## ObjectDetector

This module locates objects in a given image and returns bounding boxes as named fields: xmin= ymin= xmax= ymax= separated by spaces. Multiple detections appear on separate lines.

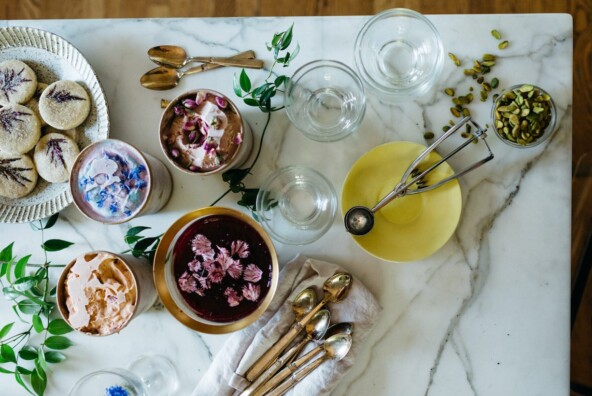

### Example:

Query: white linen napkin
xmin=192 ymin=254 xmax=382 ymax=396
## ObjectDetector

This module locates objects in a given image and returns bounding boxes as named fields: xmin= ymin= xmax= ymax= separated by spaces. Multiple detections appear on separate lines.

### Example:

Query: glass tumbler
xmin=285 ymin=60 xmax=366 ymax=142
xmin=256 ymin=166 xmax=337 ymax=245
xmin=354 ymin=8 xmax=444 ymax=102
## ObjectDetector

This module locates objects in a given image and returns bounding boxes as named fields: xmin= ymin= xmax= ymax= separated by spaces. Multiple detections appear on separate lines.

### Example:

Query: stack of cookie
xmin=0 ymin=59 xmax=90 ymax=199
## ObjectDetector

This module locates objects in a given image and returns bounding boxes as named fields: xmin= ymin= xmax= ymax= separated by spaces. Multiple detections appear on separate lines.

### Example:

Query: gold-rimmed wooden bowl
xmin=153 ymin=207 xmax=278 ymax=334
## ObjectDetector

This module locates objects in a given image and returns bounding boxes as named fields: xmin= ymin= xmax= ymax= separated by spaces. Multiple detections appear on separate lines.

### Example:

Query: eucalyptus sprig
xmin=210 ymin=24 xmax=299 ymax=214
xmin=0 ymin=213 xmax=74 ymax=396
xmin=123 ymin=226 xmax=162 ymax=263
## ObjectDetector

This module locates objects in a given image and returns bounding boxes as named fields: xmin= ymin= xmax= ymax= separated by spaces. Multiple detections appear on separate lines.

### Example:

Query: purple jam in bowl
xmin=172 ymin=214 xmax=273 ymax=323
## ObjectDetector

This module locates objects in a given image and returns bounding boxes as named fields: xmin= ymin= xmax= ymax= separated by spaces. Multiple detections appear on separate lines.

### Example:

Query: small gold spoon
xmin=148 ymin=45 xmax=264 ymax=69
xmin=140 ymin=50 xmax=256 ymax=90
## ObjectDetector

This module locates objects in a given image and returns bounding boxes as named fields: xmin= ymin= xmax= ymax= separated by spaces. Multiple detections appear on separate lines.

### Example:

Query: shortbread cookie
xmin=43 ymin=125 xmax=78 ymax=142
xmin=0 ymin=104 xmax=42 ymax=154
xmin=26 ymin=83 xmax=49 ymax=127
xmin=34 ymin=133 xmax=80 ymax=183
xmin=0 ymin=60 xmax=38 ymax=106
xmin=0 ymin=153 xmax=38 ymax=198
xmin=39 ymin=80 xmax=90 ymax=130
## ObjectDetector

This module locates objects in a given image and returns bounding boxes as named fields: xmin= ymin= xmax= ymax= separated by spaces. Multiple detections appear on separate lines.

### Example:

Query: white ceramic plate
xmin=0 ymin=26 xmax=109 ymax=223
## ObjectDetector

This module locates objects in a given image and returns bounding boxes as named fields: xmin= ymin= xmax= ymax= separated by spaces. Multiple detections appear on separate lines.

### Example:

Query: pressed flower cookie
xmin=0 ymin=104 xmax=42 ymax=154
xmin=0 ymin=153 xmax=38 ymax=198
xmin=26 ymin=83 xmax=49 ymax=127
xmin=43 ymin=125 xmax=78 ymax=142
xmin=0 ymin=60 xmax=38 ymax=106
xmin=34 ymin=133 xmax=80 ymax=183
xmin=39 ymin=80 xmax=90 ymax=130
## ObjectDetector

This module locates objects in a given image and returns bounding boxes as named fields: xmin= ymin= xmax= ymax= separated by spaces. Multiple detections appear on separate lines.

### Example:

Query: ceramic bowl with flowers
xmin=159 ymin=89 xmax=253 ymax=175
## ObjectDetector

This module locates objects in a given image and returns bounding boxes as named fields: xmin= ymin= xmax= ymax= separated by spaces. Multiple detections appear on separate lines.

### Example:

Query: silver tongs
xmin=344 ymin=116 xmax=494 ymax=235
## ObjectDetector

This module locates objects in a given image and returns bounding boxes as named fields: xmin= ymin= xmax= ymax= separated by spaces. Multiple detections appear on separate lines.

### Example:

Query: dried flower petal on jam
xmin=231 ymin=240 xmax=250 ymax=258
xmin=178 ymin=271 xmax=198 ymax=293
xmin=243 ymin=264 xmax=263 ymax=283
xmin=242 ymin=283 xmax=260 ymax=302
xmin=224 ymin=287 xmax=243 ymax=307
xmin=226 ymin=259 xmax=243 ymax=279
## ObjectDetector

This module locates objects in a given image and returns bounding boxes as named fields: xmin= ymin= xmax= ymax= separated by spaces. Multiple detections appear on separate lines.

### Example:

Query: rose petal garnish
xmin=215 ymin=95 xmax=228 ymax=109
xmin=188 ymin=131 xmax=197 ymax=142
xmin=170 ymin=148 xmax=180 ymax=158
xmin=174 ymin=105 xmax=185 ymax=116
xmin=234 ymin=134 xmax=243 ymax=145
xmin=195 ymin=91 xmax=207 ymax=105
xmin=183 ymin=98 xmax=198 ymax=109
xmin=189 ymin=165 xmax=199 ymax=172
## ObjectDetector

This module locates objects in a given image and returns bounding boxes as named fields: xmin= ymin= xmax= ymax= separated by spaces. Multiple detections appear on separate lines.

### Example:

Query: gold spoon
xmin=292 ymin=287 xmax=317 ymax=321
xmin=239 ymin=309 xmax=330 ymax=396
xmin=140 ymin=50 xmax=255 ymax=90
xmin=148 ymin=45 xmax=264 ymax=69
xmin=259 ymin=334 xmax=352 ymax=396
xmin=244 ymin=273 xmax=352 ymax=382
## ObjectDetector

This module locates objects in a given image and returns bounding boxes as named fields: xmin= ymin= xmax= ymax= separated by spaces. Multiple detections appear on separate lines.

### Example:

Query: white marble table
xmin=0 ymin=14 xmax=572 ymax=396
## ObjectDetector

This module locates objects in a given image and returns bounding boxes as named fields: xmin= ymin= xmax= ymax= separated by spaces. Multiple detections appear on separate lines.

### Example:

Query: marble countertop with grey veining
xmin=0 ymin=14 xmax=572 ymax=396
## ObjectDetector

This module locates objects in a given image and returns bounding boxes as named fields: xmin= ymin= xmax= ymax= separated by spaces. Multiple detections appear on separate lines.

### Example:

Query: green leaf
xmin=133 ymin=237 xmax=158 ymax=255
xmin=18 ymin=346 xmax=38 ymax=361
xmin=15 ymin=372 xmax=36 ymax=395
xmin=49 ymin=287 xmax=57 ymax=297
xmin=1 ymin=344 xmax=16 ymax=363
xmin=286 ymin=43 xmax=300 ymax=65
xmin=17 ymin=300 xmax=39 ymax=315
xmin=37 ymin=348 xmax=47 ymax=371
xmin=31 ymin=369 xmax=46 ymax=396
xmin=14 ymin=255 xmax=31 ymax=280
xmin=252 ymin=83 xmax=273 ymax=97
xmin=34 ymin=358 xmax=46 ymax=380
xmin=274 ymin=75 xmax=288 ymax=87
xmin=44 ymin=351 xmax=66 ymax=364
xmin=0 ymin=322 xmax=14 ymax=339
xmin=279 ymin=24 xmax=294 ymax=50
xmin=32 ymin=314 xmax=43 ymax=333
xmin=16 ymin=366 xmax=32 ymax=375
xmin=0 ymin=242 xmax=14 ymax=263
xmin=0 ymin=366 xmax=13 ymax=374
xmin=13 ymin=276 xmax=38 ymax=292
xmin=42 ymin=213 xmax=59 ymax=230
xmin=126 ymin=226 xmax=150 ymax=237
xmin=44 ymin=336 xmax=73 ymax=350
xmin=41 ymin=239 xmax=73 ymax=252
xmin=243 ymin=98 xmax=259 ymax=107
xmin=233 ymin=73 xmax=243 ymax=97
xmin=222 ymin=168 xmax=250 ymax=185
xmin=259 ymin=87 xmax=276 ymax=106
xmin=271 ymin=32 xmax=283 ymax=48
xmin=239 ymin=69 xmax=251 ymax=92
xmin=47 ymin=319 xmax=72 ymax=335
xmin=124 ymin=235 xmax=142 ymax=245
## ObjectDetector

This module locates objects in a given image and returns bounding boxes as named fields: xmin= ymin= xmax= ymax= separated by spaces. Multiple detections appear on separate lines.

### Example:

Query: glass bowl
xmin=256 ymin=166 xmax=337 ymax=245
xmin=354 ymin=8 xmax=444 ymax=102
xmin=153 ymin=207 xmax=278 ymax=334
xmin=285 ymin=60 xmax=366 ymax=142
xmin=491 ymin=84 xmax=557 ymax=148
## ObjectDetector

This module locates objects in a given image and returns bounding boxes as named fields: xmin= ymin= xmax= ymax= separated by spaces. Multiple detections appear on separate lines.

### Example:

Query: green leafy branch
xmin=122 ymin=226 xmax=162 ymax=264
xmin=211 ymin=24 xmax=299 ymax=214
xmin=0 ymin=213 xmax=74 ymax=396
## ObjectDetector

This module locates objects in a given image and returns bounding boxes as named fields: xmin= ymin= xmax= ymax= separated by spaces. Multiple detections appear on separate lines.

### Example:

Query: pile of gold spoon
xmin=140 ymin=45 xmax=264 ymax=90
xmin=240 ymin=273 xmax=355 ymax=396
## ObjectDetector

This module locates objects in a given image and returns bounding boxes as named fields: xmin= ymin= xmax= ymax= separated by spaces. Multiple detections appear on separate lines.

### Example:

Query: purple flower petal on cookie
xmin=231 ymin=240 xmax=249 ymax=258
xmin=243 ymin=264 xmax=263 ymax=283
xmin=242 ymin=283 xmax=260 ymax=302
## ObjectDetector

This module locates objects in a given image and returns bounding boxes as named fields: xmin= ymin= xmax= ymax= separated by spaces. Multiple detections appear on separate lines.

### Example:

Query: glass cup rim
xmin=69 ymin=368 xmax=146 ymax=396
xmin=285 ymin=59 xmax=366 ymax=142
xmin=353 ymin=8 xmax=444 ymax=99
xmin=255 ymin=165 xmax=337 ymax=245
xmin=491 ymin=83 xmax=557 ymax=148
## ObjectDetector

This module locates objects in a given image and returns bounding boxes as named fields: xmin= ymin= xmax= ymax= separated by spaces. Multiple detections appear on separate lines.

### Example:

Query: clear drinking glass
xmin=69 ymin=355 xmax=178 ymax=396
xmin=354 ymin=8 xmax=444 ymax=102
xmin=285 ymin=60 xmax=366 ymax=142
xmin=256 ymin=166 xmax=337 ymax=245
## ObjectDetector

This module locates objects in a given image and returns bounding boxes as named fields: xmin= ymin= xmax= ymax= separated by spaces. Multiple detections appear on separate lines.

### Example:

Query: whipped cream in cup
xmin=159 ymin=89 xmax=253 ymax=175
xmin=70 ymin=139 xmax=172 ymax=224
xmin=57 ymin=251 xmax=157 ymax=336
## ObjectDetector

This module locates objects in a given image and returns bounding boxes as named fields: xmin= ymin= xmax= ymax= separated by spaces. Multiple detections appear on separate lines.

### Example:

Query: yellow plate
xmin=341 ymin=141 xmax=462 ymax=262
